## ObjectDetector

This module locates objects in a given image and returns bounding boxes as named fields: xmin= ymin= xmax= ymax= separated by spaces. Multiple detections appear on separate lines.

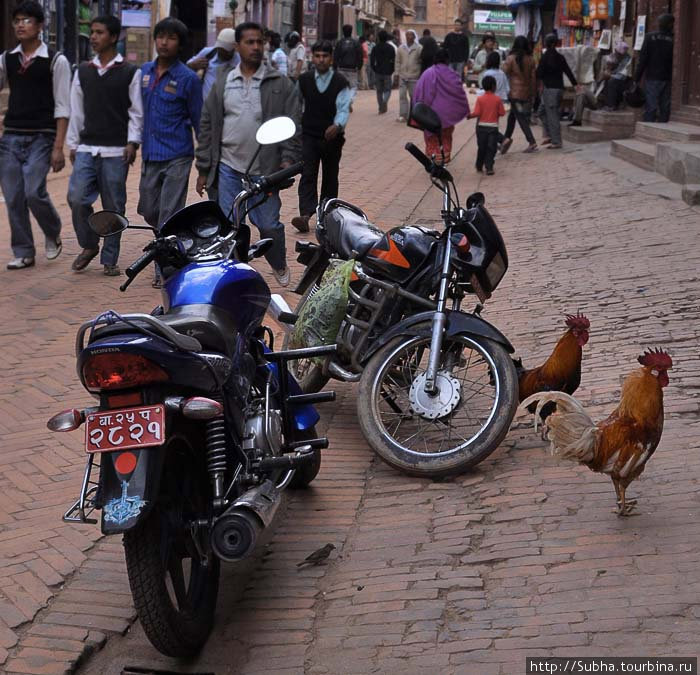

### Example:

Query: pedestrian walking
xmin=413 ymin=48 xmax=469 ymax=164
xmin=634 ymin=13 xmax=674 ymax=123
xmin=0 ymin=0 xmax=70 ymax=271
xmin=67 ymin=14 xmax=142 ymax=276
xmin=195 ymin=22 xmax=301 ymax=287
xmin=469 ymin=75 xmax=505 ymax=175
xmin=269 ymin=33 xmax=287 ymax=76
xmin=419 ymin=29 xmax=438 ymax=73
xmin=443 ymin=19 xmax=469 ymax=82
xmin=291 ymin=40 xmax=351 ymax=234
xmin=186 ymin=28 xmax=240 ymax=102
xmin=333 ymin=25 xmax=362 ymax=95
xmin=500 ymin=36 xmax=538 ymax=154
xmin=78 ymin=0 xmax=92 ymax=62
xmin=472 ymin=32 xmax=496 ymax=86
xmin=396 ymin=30 xmax=422 ymax=123
xmin=366 ymin=32 xmax=376 ymax=90
xmin=370 ymin=30 xmax=395 ymax=114
xmin=536 ymin=34 xmax=577 ymax=150
xmin=482 ymin=51 xmax=508 ymax=101
xmin=286 ymin=32 xmax=306 ymax=82
xmin=138 ymin=17 xmax=202 ymax=286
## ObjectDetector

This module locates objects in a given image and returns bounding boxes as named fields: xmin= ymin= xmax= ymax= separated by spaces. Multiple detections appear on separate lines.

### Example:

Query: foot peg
xmin=257 ymin=447 xmax=319 ymax=472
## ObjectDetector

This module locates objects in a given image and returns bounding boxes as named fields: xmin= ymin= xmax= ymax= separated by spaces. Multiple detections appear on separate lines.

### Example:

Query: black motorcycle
xmin=282 ymin=104 xmax=518 ymax=478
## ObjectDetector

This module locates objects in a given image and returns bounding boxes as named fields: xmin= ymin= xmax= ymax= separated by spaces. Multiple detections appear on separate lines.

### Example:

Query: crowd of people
xmin=0 ymin=0 xmax=677 ymax=278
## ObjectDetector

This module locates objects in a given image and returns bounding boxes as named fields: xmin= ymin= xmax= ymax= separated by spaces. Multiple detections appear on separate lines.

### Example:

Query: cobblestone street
xmin=1 ymin=89 xmax=699 ymax=675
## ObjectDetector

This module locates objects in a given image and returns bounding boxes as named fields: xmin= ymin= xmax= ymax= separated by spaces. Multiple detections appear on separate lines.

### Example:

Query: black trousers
xmin=504 ymin=99 xmax=536 ymax=145
xmin=298 ymin=133 xmax=345 ymax=216
xmin=475 ymin=126 xmax=499 ymax=171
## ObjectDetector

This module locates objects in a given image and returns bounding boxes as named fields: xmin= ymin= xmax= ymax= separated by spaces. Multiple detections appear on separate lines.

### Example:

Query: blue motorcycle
xmin=47 ymin=118 xmax=334 ymax=657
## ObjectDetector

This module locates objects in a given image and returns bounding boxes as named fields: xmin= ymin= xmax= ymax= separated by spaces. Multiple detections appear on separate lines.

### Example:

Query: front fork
xmin=424 ymin=230 xmax=453 ymax=395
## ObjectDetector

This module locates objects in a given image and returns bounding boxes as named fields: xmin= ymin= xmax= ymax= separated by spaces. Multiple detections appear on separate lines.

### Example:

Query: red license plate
xmin=85 ymin=405 xmax=165 ymax=454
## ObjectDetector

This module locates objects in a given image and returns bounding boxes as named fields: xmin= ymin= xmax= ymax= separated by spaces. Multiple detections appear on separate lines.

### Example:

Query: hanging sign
xmin=620 ymin=0 xmax=627 ymax=23
xmin=474 ymin=9 xmax=516 ymax=34
xmin=634 ymin=15 xmax=646 ymax=50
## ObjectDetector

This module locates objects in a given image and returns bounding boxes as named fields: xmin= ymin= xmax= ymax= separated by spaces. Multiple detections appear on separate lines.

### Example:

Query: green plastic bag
xmin=290 ymin=259 xmax=354 ymax=359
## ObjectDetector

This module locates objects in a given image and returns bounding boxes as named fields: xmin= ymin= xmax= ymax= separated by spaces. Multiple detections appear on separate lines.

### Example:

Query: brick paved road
xmin=1 ymin=90 xmax=699 ymax=675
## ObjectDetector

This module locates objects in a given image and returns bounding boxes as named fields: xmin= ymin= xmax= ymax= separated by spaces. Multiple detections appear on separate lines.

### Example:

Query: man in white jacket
xmin=395 ymin=29 xmax=422 ymax=123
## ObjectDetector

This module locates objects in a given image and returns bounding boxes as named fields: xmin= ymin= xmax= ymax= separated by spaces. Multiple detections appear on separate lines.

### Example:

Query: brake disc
xmin=409 ymin=370 xmax=462 ymax=420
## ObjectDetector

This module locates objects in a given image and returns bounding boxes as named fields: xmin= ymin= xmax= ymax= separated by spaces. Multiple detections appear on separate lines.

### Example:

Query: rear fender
xmin=97 ymin=443 xmax=166 ymax=535
xmin=361 ymin=310 xmax=514 ymax=364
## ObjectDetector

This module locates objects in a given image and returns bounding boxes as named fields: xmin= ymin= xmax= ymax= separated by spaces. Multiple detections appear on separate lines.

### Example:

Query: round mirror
xmin=88 ymin=211 xmax=129 ymax=237
xmin=255 ymin=116 xmax=296 ymax=146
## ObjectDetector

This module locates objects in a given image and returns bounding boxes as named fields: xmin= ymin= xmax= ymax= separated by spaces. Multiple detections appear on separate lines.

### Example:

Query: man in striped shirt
xmin=137 ymin=18 xmax=202 ymax=285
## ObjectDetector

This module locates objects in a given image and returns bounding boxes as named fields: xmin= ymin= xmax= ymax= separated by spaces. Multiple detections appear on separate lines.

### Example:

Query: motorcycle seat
xmin=90 ymin=306 xmax=237 ymax=357
xmin=321 ymin=206 xmax=384 ymax=260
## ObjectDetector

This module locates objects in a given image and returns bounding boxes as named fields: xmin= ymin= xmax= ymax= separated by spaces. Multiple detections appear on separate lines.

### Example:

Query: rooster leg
xmin=615 ymin=482 xmax=638 ymax=516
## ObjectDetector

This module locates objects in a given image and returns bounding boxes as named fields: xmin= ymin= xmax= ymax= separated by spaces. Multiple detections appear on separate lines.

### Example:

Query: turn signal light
xmin=82 ymin=353 xmax=168 ymax=392
xmin=47 ymin=409 xmax=83 ymax=432
xmin=181 ymin=397 xmax=224 ymax=419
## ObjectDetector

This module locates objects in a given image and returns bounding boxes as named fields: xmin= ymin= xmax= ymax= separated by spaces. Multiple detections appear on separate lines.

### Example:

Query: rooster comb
xmin=565 ymin=312 xmax=590 ymax=330
xmin=638 ymin=348 xmax=673 ymax=370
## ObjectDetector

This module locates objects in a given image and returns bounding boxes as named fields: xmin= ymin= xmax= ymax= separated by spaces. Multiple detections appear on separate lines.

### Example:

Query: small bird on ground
xmin=297 ymin=543 xmax=336 ymax=567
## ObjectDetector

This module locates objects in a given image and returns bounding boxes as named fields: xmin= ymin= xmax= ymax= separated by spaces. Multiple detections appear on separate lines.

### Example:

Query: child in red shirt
xmin=468 ymin=75 xmax=506 ymax=175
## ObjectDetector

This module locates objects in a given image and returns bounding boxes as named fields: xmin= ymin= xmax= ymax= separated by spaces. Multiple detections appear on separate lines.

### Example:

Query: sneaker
xmin=45 ymin=236 xmax=62 ymax=260
xmin=272 ymin=266 xmax=291 ymax=287
xmin=7 ymin=256 xmax=35 ymax=270
xmin=291 ymin=215 xmax=311 ymax=233
xmin=523 ymin=144 xmax=539 ymax=153
xmin=500 ymin=138 xmax=513 ymax=155
xmin=396 ymin=116 xmax=406 ymax=123
xmin=103 ymin=264 xmax=121 ymax=276
xmin=486 ymin=169 xmax=495 ymax=176
xmin=72 ymin=248 xmax=99 ymax=271
xmin=547 ymin=143 xmax=563 ymax=149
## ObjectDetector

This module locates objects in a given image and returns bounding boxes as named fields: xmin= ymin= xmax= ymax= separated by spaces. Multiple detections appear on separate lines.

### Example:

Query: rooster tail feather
xmin=518 ymin=392 xmax=598 ymax=463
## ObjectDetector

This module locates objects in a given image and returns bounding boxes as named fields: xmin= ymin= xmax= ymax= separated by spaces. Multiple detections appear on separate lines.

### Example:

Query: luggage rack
xmin=63 ymin=452 xmax=101 ymax=524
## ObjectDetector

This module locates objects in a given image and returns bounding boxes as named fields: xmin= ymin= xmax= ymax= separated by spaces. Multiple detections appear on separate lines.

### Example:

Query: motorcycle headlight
xmin=485 ymin=252 xmax=507 ymax=290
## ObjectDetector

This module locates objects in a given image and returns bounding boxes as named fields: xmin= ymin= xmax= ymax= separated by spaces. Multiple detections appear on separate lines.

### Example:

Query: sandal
xmin=523 ymin=144 xmax=539 ymax=153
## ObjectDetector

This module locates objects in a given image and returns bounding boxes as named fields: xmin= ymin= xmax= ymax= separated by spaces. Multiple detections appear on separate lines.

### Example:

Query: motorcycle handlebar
xmin=404 ymin=142 xmax=453 ymax=183
xmin=259 ymin=162 xmax=304 ymax=192
xmin=120 ymin=248 xmax=156 ymax=291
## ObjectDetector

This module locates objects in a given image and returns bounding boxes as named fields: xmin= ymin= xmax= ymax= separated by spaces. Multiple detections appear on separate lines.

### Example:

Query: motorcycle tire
xmin=288 ymin=426 xmax=322 ymax=489
xmin=357 ymin=331 xmax=518 ymax=478
xmin=282 ymin=283 xmax=330 ymax=394
xmin=123 ymin=435 xmax=219 ymax=657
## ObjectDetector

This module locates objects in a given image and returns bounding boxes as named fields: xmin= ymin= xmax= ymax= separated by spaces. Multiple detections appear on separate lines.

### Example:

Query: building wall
xmin=402 ymin=0 xmax=465 ymax=41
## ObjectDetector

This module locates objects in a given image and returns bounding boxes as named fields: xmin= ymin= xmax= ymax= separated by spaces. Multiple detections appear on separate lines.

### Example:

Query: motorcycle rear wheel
xmin=357 ymin=331 xmax=518 ymax=478
xmin=282 ymin=284 xmax=330 ymax=394
xmin=123 ymin=435 xmax=219 ymax=657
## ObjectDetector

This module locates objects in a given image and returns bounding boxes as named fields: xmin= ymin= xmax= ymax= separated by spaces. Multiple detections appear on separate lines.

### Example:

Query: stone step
xmin=636 ymin=121 xmax=700 ymax=144
xmin=562 ymin=124 xmax=605 ymax=143
xmin=584 ymin=108 xmax=636 ymax=130
xmin=610 ymin=138 xmax=656 ymax=171
xmin=655 ymin=142 xmax=700 ymax=184
xmin=672 ymin=105 xmax=700 ymax=127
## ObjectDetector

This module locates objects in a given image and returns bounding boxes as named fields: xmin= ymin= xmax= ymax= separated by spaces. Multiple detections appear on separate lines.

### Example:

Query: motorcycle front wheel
xmin=123 ymin=435 xmax=219 ymax=657
xmin=357 ymin=331 xmax=518 ymax=478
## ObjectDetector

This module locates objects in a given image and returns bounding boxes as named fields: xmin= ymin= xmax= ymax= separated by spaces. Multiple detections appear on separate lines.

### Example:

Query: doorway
xmin=170 ymin=0 xmax=207 ymax=59
xmin=685 ymin=0 xmax=700 ymax=107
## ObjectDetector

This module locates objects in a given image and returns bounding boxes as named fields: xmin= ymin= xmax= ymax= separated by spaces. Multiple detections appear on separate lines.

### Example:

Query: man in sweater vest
xmin=0 ymin=0 xmax=71 ymax=270
xmin=67 ymin=14 xmax=143 ymax=276
xmin=291 ymin=40 xmax=351 ymax=234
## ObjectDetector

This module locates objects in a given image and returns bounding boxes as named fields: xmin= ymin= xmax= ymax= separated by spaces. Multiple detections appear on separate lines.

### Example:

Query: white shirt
xmin=271 ymin=47 xmax=288 ymax=76
xmin=67 ymin=53 xmax=143 ymax=157
xmin=289 ymin=43 xmax=306 ymax=76
xmin=0 ymin=41 xmax=71 ymax=120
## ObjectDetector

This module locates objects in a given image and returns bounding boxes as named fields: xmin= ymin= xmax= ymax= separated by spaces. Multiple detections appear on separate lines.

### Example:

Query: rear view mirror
xmin=256 ymin=117 xmax=296 ymax=146
xmin=466 ymin=192 xmax=486 ymax=208
xmin=88 ymin=211 xmax=129 ymax=237
xmin=410 ymin=103 xmax=442 ymax=136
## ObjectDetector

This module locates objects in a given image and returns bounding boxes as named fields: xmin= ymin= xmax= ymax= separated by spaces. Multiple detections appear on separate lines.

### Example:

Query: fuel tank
xmin=362 ymin=225 xmax=439 ymax=283
xmin=164 ymin=260 xmax=271 ymax=332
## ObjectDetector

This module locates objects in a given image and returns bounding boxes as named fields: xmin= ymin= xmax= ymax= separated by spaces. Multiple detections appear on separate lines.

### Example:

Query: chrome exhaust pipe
xmin=210 ymin=480 xmax=281 ymax=562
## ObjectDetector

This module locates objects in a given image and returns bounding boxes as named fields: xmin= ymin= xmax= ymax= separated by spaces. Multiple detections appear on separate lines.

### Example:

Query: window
xmin=414 ymin=0 xmax=427 ymax=22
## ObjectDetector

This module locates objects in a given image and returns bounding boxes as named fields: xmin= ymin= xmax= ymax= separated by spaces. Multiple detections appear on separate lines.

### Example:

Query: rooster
xmin=520 ymin=349 xmax=672 ymax=516
xmin=517 ymin=313 xmax=590 ymax=421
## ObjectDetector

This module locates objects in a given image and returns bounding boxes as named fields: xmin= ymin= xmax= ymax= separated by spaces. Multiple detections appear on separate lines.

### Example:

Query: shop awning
xmin=358 ymin=10 xmax=386 ymax=24
xmin=387 ymin=0 xmax=416 ymax=17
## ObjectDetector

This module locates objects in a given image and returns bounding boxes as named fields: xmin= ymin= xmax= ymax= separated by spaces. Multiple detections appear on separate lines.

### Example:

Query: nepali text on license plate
xmin=85 ymin=405 xmax=165 ymax=454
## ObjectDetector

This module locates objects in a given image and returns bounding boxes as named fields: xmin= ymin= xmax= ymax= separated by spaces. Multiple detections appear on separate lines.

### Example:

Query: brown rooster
xmin=520 ymin=348 xmax=672 ymax=516
xmin=517 ymin=313 xmax=590 ymax=421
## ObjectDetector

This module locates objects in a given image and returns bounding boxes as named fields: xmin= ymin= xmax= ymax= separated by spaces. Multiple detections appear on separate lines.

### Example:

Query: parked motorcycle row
xmin=47 ymin=107 xmax=518 ymax=656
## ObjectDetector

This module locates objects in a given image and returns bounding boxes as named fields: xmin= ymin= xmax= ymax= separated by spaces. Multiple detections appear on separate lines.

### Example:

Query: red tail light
xmin=82 ymin=353 xmax=168 ymax=392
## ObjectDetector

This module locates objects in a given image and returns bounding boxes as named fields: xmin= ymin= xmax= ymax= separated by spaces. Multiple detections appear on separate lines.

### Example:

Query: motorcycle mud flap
xmin=98 ymin=446 xmax=166 ymax=534
xmin=290 ymin=259 xmax=354 ymax=363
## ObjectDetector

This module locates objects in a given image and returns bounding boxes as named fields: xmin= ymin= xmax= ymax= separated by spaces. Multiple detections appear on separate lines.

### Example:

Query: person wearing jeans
xmin=468 ymin=76 xmax=505 ymax=175
xmin=370 ymin=30 xmax=395 ymax=114
xmin=0 ymin=0 xmax=71 ymax=270
xmin=396 ymin=30 xmax=422 ymax=123
xmin=535 ymin=34 xmax=577 ymax=149
xmin=67 ymin=14 xmax=142 ymax=276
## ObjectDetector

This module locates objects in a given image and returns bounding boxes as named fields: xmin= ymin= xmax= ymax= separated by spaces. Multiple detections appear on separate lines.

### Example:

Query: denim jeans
xmin=0 ymin=133 xmax=62 ymax=258
xmin=643 ymin=79 xmax=671 ymax=123
xmin=137 ymin=156 xmax=192 ymax=230
xmin=375 ymin=74 xmax=392 ymax=112
xmin=538 ymin=87 xmax=563 ymax=146
xmin=505 ymin=99 xmax=536 ymax=145
xmin=68 ymin=152 xmax=129 ymax=266
xmin=399 ymin=78 xmax=417 ymax=119
xmin=217 ymin=162 xmax=286 ymax=271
